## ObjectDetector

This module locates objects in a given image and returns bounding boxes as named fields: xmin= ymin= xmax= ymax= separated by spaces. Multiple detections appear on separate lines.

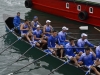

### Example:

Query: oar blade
xmin=79 ymin=26 xmax=88 ymax=30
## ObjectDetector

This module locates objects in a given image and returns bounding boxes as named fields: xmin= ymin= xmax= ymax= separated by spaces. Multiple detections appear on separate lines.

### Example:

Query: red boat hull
xmin=25 ymin=0 xmax=100 ymax=27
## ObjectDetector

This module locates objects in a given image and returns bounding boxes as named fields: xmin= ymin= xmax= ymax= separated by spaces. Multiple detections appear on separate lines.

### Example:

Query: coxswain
xmin=13 ymin=12 xmax=20 ymax=33
xmin=78 ymin=47 xmax=100 ymax=75
xmin=48 ymin=30 xmax=64 ymax=58
xmin=33 ymin=25 xmax=47 ymax=49
xmin=43 ymin=20 xmax=53 ymax=39
xmin=31 ymin=16 xmax=41 ymax=31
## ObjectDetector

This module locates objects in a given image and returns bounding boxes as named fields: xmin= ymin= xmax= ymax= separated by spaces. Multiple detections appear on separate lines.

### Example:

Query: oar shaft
xmin=0 ymin=39 xmax=19 ymax=54
xmin=13 ymin=54 xmax=48 ymax=74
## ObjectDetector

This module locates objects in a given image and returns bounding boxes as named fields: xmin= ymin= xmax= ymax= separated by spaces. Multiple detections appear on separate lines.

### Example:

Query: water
xmin=0 ymin=0 xmax=100 ymax=75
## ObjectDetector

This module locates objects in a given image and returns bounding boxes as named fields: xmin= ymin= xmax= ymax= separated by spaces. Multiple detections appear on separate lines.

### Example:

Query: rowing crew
xmin=13 ymin=12 xmax=100 ymax=75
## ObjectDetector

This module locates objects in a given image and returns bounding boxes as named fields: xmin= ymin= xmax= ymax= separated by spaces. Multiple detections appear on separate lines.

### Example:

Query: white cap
xmin=62 ymin=26 xmax=68 ymax=30
xmin=81 ymin=33 xmax=87 ymax=37
xmin=37 ymin=25 xmax=40 ymax=28
xmin=46 ymin=20 xmax=51 ymax=23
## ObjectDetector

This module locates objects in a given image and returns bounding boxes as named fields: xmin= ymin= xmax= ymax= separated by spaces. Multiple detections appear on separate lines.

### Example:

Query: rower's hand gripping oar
xmin=47 ymin=60 xmax=70 ymax=75
xmin=0 ymin=46 xmax=33 ymax=73
xmin=0 ymin=26 xmax=19 ymax=38
xmin=0 ymin=37 xmax=22 ymax=55
xmin=7 ymin=53 xmax=49 ymax=75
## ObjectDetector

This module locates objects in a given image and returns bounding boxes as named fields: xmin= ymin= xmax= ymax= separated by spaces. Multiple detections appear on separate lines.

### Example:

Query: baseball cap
xmin=81 ymin=33 xmax=87 ymax=37
xmin=46 ymin=20 xmax=51 ymax=23
xmin=33 ymin=16 xmax=38 ymax=19
xmin=37 ymin=25 xmax=40 ymax=28
xmin=62 ymin=26 xmax=68 ymax=30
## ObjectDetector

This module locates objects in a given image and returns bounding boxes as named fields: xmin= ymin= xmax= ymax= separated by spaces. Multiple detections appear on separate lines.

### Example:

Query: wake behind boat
xmin=2 ymin=14 xmax=100 ymax=75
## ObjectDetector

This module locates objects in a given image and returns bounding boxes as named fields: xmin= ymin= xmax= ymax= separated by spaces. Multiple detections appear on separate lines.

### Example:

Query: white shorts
xmin=21 ymin=31 xmax=27 ymax=36
xmin=66 ymin=55 xmax=73 ymax=60
xmin=32 ymin=41 xmax=37 ymax=46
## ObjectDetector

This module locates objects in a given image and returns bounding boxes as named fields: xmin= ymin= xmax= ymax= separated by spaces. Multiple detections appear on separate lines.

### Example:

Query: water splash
xmin=3 ymin=0 xmax=24 ymax=6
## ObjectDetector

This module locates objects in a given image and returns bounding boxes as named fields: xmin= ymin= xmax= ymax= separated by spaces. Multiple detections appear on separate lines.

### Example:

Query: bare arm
xmin=43 ymin=25 xmax=50 ymax=34
xmin=20 ymin=24 xmax=29 ymax=30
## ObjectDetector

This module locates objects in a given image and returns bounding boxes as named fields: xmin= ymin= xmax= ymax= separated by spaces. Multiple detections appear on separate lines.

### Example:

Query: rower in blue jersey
xmin=43 ymin=20 xmax=53 ymax=39
xmin=65 ymin=38 xmax=80 ymax=67
xmin=47 ymin=30 xmax=64 ymax=58
xmin=33 ymin=25 xmax=47 ymax=49
xmin=31 ymin=16 xmax=41 ymax=31
xmin=58 ymin=26 xmax=69 ymax=46
xmin=77 ymin=33 xmax=96 ymax=54
xmin=78 ymin=47 xmax=100 ymax=75
xmin=13 ymin=12 xmax=20 ymax=33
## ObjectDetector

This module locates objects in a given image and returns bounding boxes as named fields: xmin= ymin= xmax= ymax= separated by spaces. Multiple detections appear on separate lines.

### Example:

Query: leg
xmin=35 ymin=42 xmax=40 ymax=47
xmin=41 ymin=39 xmax=47 ymax=48
xmin=90 ymin=66 xmax=100 ymax=75
xmin=49 ymin=48 xmax=57 ymax=56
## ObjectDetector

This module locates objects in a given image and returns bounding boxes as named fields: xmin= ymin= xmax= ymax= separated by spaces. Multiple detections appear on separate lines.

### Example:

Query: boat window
xmin=66 ymin=3 xmax=69 ymax=9
xmin=89 ymin=7 xmax=93 ymax=13
xmin=77 ymin=5 xmax=81 ymax=11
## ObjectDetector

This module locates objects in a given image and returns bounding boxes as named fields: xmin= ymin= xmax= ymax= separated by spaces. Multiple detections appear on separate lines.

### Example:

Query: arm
xmin=58 ymin=34 xmax=65 ymax=43
xmin=85 ymin=39 xmax=94 ymax=47
xmin=43 ymin=25 xmax=50 ymax=34
xmin=13 ymin=17 xmax=19 ymax=27
xmin=78 ymin=55 xmax=83 ymax=65
xmin=31 ymin=21 xmax=34 ymax=28
xmin=77 ymin=40 xmax=82 ymax=47
xmin=96 ymin=47 xmax=100 ymax=58
xmin=33 ymin=32 xmax=41 ymax=40
xmin=20 ymin=24 xmax=29 ymax=30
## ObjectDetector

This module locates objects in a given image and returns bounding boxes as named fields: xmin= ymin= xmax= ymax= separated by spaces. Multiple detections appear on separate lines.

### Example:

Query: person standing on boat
xmin=13 ymin=12 xmax=20 ymax=33
xmin=47 ymin=30 xmax=64 ymax=58
xmin=77 ymin=33 xmax=95 ymax=55
xmin=43 ymin=20 xmax=53 ymax=39
xmin=31 ymin=16 xmax=41 ymax=31
xmin=33 ymin=25 xmax=47 ymax=49
xmin=58 ymin=26 xmax=69 ymax=46
xmin=65 ymin=38 xmax=80 ymax=67
xmin=78 ymin=47 xmax=100 ymax=75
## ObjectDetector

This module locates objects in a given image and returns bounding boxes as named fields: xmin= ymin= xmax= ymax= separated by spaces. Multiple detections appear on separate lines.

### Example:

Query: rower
xmin=65 ymin=38 xmax=80 ymax=67
xmin=31 ymin=16 xmax=41 ymax=31
xmin=77 ymin=33 xmax=96 ymax=55
xmin=58 ymin=26 xmax=69 ymax=46
xmin=13 ymin=12 xmax=21 ymax=33
xmin=78 ymin=47 xmax=100 ymax=75
xmin=43 ymin=20 xmax=53 ymax=39
xmin=33 ymin=25 xmax=47 ymax=49
xmin=20 ymin=20 xmax=30 ymax=41
xmin=47 ymin=30 xmax=64 ymax=58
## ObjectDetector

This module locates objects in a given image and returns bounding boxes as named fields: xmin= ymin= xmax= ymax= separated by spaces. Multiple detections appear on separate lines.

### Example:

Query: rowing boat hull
xmin=3 ymin=14 xmax=88 ymax=75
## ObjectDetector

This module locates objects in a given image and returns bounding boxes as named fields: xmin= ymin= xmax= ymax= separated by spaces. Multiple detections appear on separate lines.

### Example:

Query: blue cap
xmin=33 ymin=16 xmax=38 ymax=19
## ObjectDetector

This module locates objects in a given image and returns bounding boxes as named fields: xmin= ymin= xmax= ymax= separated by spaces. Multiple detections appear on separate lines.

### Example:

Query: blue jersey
xmin=58 ymin=31 xmax=67 ymax=45
xmin=47 ymin=35 xmax=59 ymax=48
xmin=32 ymin=21 xmax=38 ymax=31
xmin=21 ymin=23 xmax=28 ymax=33
xmin=77 ymin=38 xmax=94 ymax=52
xmin=33 ymin=30 xmax=42 ymax=41
xmin=45 ymin=25 xmax=52 ymax=36
xmin=78 ymin=52 xmax=96 ymax=66
xmin=96 ymin=46 xmax=100 ymax=59
xmin=13 ymin=16 xmax=20 ymax=28
xmin=65 ymin=43 xmax=78 ymax=56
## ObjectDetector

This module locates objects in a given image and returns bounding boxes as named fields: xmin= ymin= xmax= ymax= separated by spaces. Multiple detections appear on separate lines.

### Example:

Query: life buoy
xmin=78 ymin=11 xmax=88 ymax=20
xmin=25 ymin=0 xmax=32 ymax=8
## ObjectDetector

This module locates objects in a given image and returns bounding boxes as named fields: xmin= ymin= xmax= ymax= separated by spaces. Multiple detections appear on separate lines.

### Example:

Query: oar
xmin=47 ymin=60 xmax=70 ymax=75
xmin=0 ymin=37 xmax=22 ymax=55
xmin=0 ymin=26 xmax=19 ymax=38
xmin=94 ymin=27 xmax=100 ymax=32
xmin=7 ymin=53 xmax=49 ymax=75
xmin=85 ymin=68 xmax=91 ymax=75
xmin=0 ymin=46 xmax=33 ymax=73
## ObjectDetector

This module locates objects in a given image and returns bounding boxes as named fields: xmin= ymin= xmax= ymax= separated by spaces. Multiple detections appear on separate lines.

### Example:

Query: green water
xmin=0 ymin=0 xmax=100 ymax=75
